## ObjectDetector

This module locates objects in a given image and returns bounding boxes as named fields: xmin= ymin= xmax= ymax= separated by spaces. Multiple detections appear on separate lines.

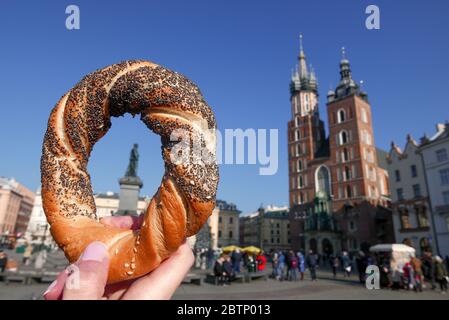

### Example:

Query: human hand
xmin=43 ymin=215 xmax=194 ymax=300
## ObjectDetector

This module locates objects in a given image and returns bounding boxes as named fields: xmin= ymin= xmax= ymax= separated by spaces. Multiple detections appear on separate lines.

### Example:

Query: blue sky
xmin=0 ymin=0 xmax=448 ymax=213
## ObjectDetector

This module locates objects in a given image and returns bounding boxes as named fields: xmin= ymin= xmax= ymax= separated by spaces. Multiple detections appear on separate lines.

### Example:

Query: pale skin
xmin=43 ymin=215 xmax=194 ymax=300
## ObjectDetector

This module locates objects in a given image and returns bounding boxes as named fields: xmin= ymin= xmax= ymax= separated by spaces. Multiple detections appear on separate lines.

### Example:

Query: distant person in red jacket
xmin=256 ymin=252 xmax=267 ymax=271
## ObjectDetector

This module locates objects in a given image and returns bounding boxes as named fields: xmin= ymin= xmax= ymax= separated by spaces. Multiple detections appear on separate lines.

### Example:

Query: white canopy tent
xmin=370 ymin=244 xmax=416 ymax=271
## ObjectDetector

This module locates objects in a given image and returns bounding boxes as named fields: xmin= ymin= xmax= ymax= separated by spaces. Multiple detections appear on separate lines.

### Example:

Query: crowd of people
xmin=194 ymin=246 xmax=449 ymax=294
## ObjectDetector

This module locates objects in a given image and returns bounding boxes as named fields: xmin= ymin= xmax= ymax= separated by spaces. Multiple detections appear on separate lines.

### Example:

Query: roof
xmin=369 ymin=244 xmax=415 ymax=253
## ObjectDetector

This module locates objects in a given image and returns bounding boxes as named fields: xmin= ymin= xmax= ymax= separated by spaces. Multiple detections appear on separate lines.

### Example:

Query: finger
xmin=122 ymin=242 xmax=194 ymax=300
xmin=62 ymin=241 xmax=110 ymax=300
xmin=100 ymin=215 xmax=143 ymax=230
xmin=43 ymin=269 xmax=69 ymax=300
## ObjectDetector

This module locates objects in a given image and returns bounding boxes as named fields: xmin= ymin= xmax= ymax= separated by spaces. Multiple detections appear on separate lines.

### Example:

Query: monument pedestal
xmin=115 ymin=176 xmax=143 ymax=216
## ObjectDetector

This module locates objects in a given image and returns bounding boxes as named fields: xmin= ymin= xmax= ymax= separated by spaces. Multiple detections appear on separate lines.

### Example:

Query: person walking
xmin=297 ymin=251 xmax=305 ymax=281
xmin=331 ymin=255 xmax=339 ymax=279
xmin=231 ymin=249 xmax=242 ymax=273
xmin=0 ymin=250 xmax=7 ymax=273
xmin=410 ymin=256 xmax=423 ymax=292
xmin=435 ymin=256 xmax=448 ymax=294
xmin=341 ymin=251 xmax=352 ymax=278
xmin=271 ymin=250 xmax=279 ymax=279
xmin=277 ymin=251 xmax=286 ymax=281
xmin=287 ymin=251 xmax=298 ymax=281
xmin=422 ymin=251 xmax=436 ymax=290
xmin=306 ymin=250 xmax=318 ymax=281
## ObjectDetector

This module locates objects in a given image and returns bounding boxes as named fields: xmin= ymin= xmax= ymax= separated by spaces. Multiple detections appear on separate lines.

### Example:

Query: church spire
xmin=298 ymin=34 xmax=309 ymax=80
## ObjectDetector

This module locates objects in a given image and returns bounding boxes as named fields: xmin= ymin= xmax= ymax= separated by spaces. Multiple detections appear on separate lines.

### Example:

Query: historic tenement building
xmin=388 ymin=135 xmax=435 ymax=255
xmin=419 ymin=123 xmax=449 ymax=257
xmin=208 ymin=200 xmax=241 ymax=249
xmin=288 ymin=37 xmax=394 ymax=255
xmin=239 ymin=205 xmax=291 ymax=252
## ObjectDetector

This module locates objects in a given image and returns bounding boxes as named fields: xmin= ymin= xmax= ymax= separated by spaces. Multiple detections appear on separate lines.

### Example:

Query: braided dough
xmin=41 ymin=60 xmax=219 ymax=284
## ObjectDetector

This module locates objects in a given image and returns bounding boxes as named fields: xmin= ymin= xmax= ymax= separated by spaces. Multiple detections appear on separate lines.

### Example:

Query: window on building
xmin=443 ymin=191 xmax=449 ymax=205
xmin=276 ymin=223 xmax=280 ymax=228
xmin=229 ymin=217 xmax=233 ymax=224
xmin=296 ymin=144 xmax=301 ymax=156
xmin=411 ymin=165 xmax=418 ymax=178
xmin=219 ymin=216 xmax=222 ymax=223
xmin=298 ymin=175 xmax=305 ymax=188
xmin=399 ymin=208 xmax=411 ymax=229
xmin=337 ymin=109 xmax=346 ymax=123
xmin=229 ymin=231 xmax=233 ymax=238
xmin=277 ymin=238 xmax=280 ymax=244
xmin=446 ymin=217 xmax=449 ymax=232
xmin=344 ymin=166 xmax=351 ymax=181
xmin=218 ymin=230 xmax=222 ymax=238
xmin=349 ymin=220 xmax=356 ymax=231
xmin=295 ymin=117 xmax=300 ymax=127
xmin=397 ymin=188 xmax=404 ymax=201
xmin=342 ymin=148 xmax=349 ymax=162
xmin=277 ymin=230 xmax=280 ymax=235
xmin=271 ymin=230 xmax=274 ymax=235
xmin=361 ymin=108 xmax=368 ymax=123
xmin=415 ymin=206 xmax=429 ymax=228
xmin=297 ymin=160 xmax=303 ymax=172
xmin=339 ymin=130 xmax=349 ymax=145
xmin=436 ymin=149 xmax=448 ymax=162
xmin=295 ymin=130 xmax=300 ymax=141
xmin=395 ymin=170 xmax=401 ymax=182
xmin=440 ymin=169 xmax=449 ymax=185
xmin=271 ymin=238 xmax=274 ymax=243
xmin=346 ymin=185 xmax=352 ymax=198
xmin=413 ymin=184 xmax=421 ymax=198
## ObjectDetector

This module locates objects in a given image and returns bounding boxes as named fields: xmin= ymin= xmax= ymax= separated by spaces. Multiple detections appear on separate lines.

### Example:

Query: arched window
xmin=315 ymin=165 xmax=331 ymax=195
xmin=337 ymin=109 xmax=346 ymax=123
xmin=297 ymin=159 xmax=303 ymax=172
xmin=295 ymin=117 xmax=300 ymax=127
xmin=296 ymin=144 xmax=301 ymax=156
xmin=295 ymin=130 xmax=300 ymax=141
xmin=298 ymin=175 xmax=304 ymax=188
xmin=344 ymin=166 xmax=351 ymax=181
xmin=305 ymin=94 xmax=310 ymax=111
xmin=339 ymin=130 xmax=349 ymax=145
xmin=346 ymin=185 xmax=352 ymax=198
xmin=342 ymin=148 xmax=349 ymax=162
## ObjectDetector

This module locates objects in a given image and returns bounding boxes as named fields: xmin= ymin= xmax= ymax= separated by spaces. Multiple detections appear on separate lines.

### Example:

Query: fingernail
xmin=80 ymin=241 xmax=108 ymax=262
xmin=43 ymin=280 xmax=57 ymax=296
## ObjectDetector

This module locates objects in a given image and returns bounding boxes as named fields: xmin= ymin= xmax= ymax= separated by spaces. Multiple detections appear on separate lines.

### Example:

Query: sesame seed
xmin=133 ymin=248 xmax=137 ymax=253
xmin=131 ymin=263 xmax=136 ymax=270
xmin=127 ymin=271 xmax=134 ymax=275
xmin=124 ymin=263 xmax=129 ymax=268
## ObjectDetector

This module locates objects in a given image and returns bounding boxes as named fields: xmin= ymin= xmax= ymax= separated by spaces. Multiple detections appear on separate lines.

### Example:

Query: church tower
xmin=326 ymin=48 xmax=386 ymax=207
xmin=288 ymin=35 xmax=325 ymax=208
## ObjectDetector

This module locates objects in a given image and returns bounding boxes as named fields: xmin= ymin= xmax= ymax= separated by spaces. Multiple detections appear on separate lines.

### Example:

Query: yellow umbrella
xmin=242 ymin=246 xmax=262 ymax=254
xmin=222 ymin=245 xmax=242 ymax=253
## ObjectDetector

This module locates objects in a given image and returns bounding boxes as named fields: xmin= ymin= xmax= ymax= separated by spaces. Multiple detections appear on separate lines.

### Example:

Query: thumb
xmin=63 ymin=241 xmax=110 ymax=300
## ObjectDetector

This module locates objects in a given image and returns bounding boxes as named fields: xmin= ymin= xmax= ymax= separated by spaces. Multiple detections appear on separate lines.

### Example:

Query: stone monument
xmin=115 ymin=144 xmax=143 ymax=216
